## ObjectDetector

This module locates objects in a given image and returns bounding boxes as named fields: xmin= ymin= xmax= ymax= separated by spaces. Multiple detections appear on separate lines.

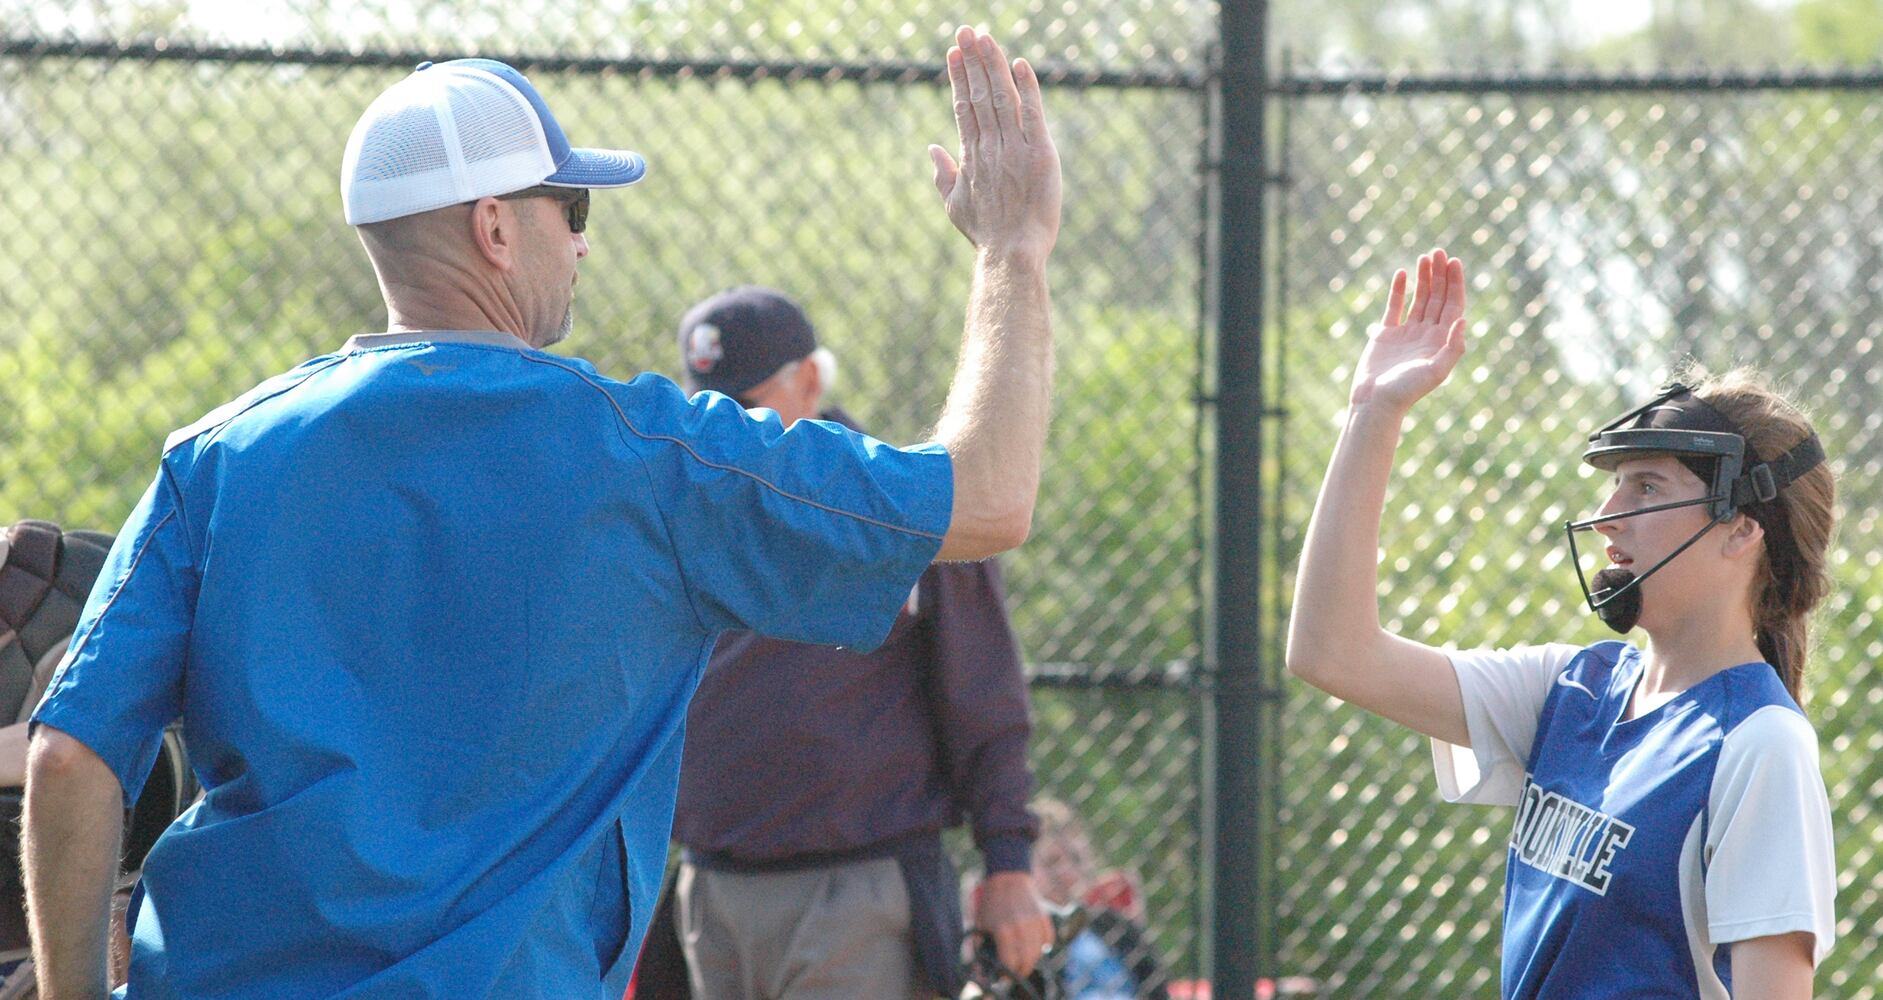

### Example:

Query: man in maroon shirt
xmin=662 ymin=286 xmax=1051 ymax=999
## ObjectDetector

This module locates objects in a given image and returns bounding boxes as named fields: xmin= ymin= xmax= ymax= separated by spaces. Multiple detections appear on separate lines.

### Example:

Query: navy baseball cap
xmin=678 ymin=287 xmax=818 ymax=396
xmin=342 ymin=58 xmax=646 ymax=225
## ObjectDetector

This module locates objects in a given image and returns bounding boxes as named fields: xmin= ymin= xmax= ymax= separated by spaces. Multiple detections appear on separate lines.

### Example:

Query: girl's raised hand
xmin=1350 ymin=248 xmax=1468 ymax=412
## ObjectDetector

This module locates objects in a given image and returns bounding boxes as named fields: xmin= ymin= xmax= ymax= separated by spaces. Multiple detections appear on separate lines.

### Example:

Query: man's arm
xmin=926 ymin=560 xmax=1053 ymax=974
xmin=23 ymin=472 xmax=199 ymax=998
xmin=24 ymin=725 xmax=125 ymax=1000
xmin=927 ymin=26 xmax=1062 ymax=561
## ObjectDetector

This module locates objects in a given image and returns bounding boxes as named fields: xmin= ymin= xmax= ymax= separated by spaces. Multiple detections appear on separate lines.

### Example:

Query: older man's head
xmin=678 ymin=287 xmax=838 ymax=427
xmin=340 ymin=59 xmax=644 ymax=347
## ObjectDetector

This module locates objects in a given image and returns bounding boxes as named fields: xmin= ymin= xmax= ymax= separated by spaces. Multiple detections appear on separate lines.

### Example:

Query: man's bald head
xmin=357 ymin=205 xmax=482 ymax=283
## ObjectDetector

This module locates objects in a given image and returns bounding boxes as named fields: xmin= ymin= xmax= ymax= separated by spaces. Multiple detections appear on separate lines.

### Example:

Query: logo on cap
xmin=686 ymin=323 xmax=724 ymax=373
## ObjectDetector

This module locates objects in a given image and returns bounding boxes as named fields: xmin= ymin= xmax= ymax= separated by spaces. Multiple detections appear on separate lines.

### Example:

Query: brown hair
xmin=1680 ymin=364 xmax=1838 ymax=703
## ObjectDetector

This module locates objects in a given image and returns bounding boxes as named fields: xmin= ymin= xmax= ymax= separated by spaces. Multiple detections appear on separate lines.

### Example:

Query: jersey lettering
xmin=1511 ymin=777 xmax=1636 ymax=895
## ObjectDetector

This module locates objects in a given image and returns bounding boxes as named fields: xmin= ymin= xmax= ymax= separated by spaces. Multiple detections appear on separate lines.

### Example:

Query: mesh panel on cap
xmin=343 ymin=68 xmax=557 ymax=223
xmin=449 ymin=75 xmax=544 ymax=166
xmin=350 ymin=100 xmax=449 ymax=184
xmin=445 ymin=69 xmax=556 ymax=202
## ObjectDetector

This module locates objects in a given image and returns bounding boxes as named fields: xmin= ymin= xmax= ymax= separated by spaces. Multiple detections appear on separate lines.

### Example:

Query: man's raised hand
xmin=929 ymin=26 xmax=1062 ymax=267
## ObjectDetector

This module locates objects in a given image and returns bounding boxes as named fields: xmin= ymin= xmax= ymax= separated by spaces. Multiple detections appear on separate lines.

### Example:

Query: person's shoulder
xmin=1702 ymin=666 xmax=1821 ymax=795
xmin=1713 ymin=663 xmax=1810 ymax=735
xmin=506 ymin=348 xmax=617 ymax=382
xmin=1718 ymin=695 xmax=1816 ymax=757
xmin=613 ymin=369 xmax=703 ymax=408
xmin=817 ymin=406 xmax=865 ymax=433
xmin=493 ymin=350 xmax=659 ymax=397
xmin=161 ymin=353 xmax=350 ymax=459
xmin=529 ymin=363 xmax=718 ymax=417
xmin=1575 ymin=638 xmax=1636 ymax=669
xmin=1710 ymin=701 xmax=1823 ymax=815
xmin=1452 ymin=641 xmax=1587 ymax=677
xmin=615 ymin=374 xmax=778 ymax=443
xmin=1563 ymin=638 xmax=1635 ymax=688
xmin=500 ymin=359 xmax=738 ymax=437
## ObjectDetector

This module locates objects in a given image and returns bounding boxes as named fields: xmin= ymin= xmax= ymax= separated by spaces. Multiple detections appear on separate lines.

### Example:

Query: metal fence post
xmin=1212 ymin=0 xmax=1272 ymax=997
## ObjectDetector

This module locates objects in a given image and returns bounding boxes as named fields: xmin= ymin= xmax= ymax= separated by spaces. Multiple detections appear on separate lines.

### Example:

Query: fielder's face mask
xmin=1563 ymin=383 xmax=1824 ymax=634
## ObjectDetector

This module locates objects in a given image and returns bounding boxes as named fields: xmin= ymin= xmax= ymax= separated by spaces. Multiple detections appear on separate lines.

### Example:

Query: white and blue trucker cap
xmin=341 ymin=58 xmax=646 ymax=225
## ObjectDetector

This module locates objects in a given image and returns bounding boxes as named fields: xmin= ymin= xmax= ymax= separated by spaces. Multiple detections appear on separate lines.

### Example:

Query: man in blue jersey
xmin=24 ymin=25 xmax=1061 ymax=1000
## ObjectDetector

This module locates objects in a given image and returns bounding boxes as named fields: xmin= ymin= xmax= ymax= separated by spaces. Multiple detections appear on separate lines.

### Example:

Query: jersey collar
xmin=342 ymin=330 xmax=532 ymax=353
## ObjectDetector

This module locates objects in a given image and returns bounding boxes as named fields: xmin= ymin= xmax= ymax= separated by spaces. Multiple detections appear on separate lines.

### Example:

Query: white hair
xmin=807 ymin=346 xmax=838 ymax=394
xmin=766 ymin=346 xmax=839 ymax=396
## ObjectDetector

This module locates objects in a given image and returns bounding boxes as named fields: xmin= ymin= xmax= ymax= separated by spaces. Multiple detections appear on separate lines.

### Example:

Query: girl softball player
xmin=1287 ymin=249 xmax=1837 ymax=999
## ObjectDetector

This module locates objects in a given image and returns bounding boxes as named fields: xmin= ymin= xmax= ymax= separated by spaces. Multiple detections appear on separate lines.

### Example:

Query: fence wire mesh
xmin=4 ymin=3 xmax=1881 ymax=997
xmin=1273 ymin=88 xmax=1883 ymax=997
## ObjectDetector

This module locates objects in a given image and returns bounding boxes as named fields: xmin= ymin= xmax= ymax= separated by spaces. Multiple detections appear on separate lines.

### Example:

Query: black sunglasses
xmin=494 ymin=185 xmax=590 ymax=234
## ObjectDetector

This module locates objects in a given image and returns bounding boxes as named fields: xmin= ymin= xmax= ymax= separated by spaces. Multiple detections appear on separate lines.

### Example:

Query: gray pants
xmin=676 ymin=858 xmax=929 ymax=1000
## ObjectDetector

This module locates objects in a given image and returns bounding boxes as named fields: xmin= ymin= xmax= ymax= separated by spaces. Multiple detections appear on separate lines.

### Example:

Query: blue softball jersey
xmin=32 ymin=330 xmax=953 ymax=999
xmin=1434 ymin=640 xmax=1836 ymax=999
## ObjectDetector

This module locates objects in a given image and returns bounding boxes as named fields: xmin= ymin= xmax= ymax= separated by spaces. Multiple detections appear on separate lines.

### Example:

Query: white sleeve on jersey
xmin=1703 ymin=704 xmax=1838 ymax=963
xmin=1430 ymin=643 xmax=1583 ymax=806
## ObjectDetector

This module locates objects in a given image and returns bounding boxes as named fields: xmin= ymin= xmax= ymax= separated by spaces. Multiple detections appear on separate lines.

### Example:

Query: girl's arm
xmin=1730 ymin=932 xmax=1814 ymax=1000
xmin=1285 ymin=249 xmax=1475 ymax=746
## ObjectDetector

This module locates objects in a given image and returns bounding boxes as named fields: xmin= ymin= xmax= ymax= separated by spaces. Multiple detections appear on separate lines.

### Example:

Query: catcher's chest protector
xmin=0 ymin=520 xmax=113 ymax=723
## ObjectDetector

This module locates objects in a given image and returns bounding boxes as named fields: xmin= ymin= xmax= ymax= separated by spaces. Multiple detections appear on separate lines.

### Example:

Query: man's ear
xmin=467 ymin=198 xmax=517 ymax=272
xmin=798 ymin=351 xmax=823 ymax=403
xmin=1722 ymin=512 xmax=1766 ymax=560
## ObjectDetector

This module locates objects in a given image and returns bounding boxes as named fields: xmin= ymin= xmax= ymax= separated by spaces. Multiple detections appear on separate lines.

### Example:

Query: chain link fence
xmin=3 ymin=2 xmax=1880 ymax=996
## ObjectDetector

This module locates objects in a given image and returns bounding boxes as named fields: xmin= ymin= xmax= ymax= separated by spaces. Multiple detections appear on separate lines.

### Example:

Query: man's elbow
xmin=25 ymin=727 xmax=112 ymax=790
xmin=939 ymin=508 xmax=1033 ymax=561
xmin=987 ymin=507 xmax=1033 ymax=553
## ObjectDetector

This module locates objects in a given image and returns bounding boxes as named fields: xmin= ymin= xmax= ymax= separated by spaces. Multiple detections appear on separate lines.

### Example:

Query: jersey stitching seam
xmin=517 ymin=354 xmax=946 ymax=541
xmin=158 ymin=463 xmax=200 ymax=568
xmin=1708 ymin=911 xmax=1818 ymax=930
xmin=171 ymin=355 xmax=350 ymax=456
xmin=616 ymin=422 xmax=714 ymax=635
xmin=42 ymin=510 xmax=177 ymax=696
xmin=511 ymin=354 xmax=716 ymax=634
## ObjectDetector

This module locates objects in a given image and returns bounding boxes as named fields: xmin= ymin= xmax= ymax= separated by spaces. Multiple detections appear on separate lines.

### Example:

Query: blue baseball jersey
xmin=32 ymin=330 xmax=952 ymax=999
xmin=1434 ymin=640 xmax=1836 ymax=999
